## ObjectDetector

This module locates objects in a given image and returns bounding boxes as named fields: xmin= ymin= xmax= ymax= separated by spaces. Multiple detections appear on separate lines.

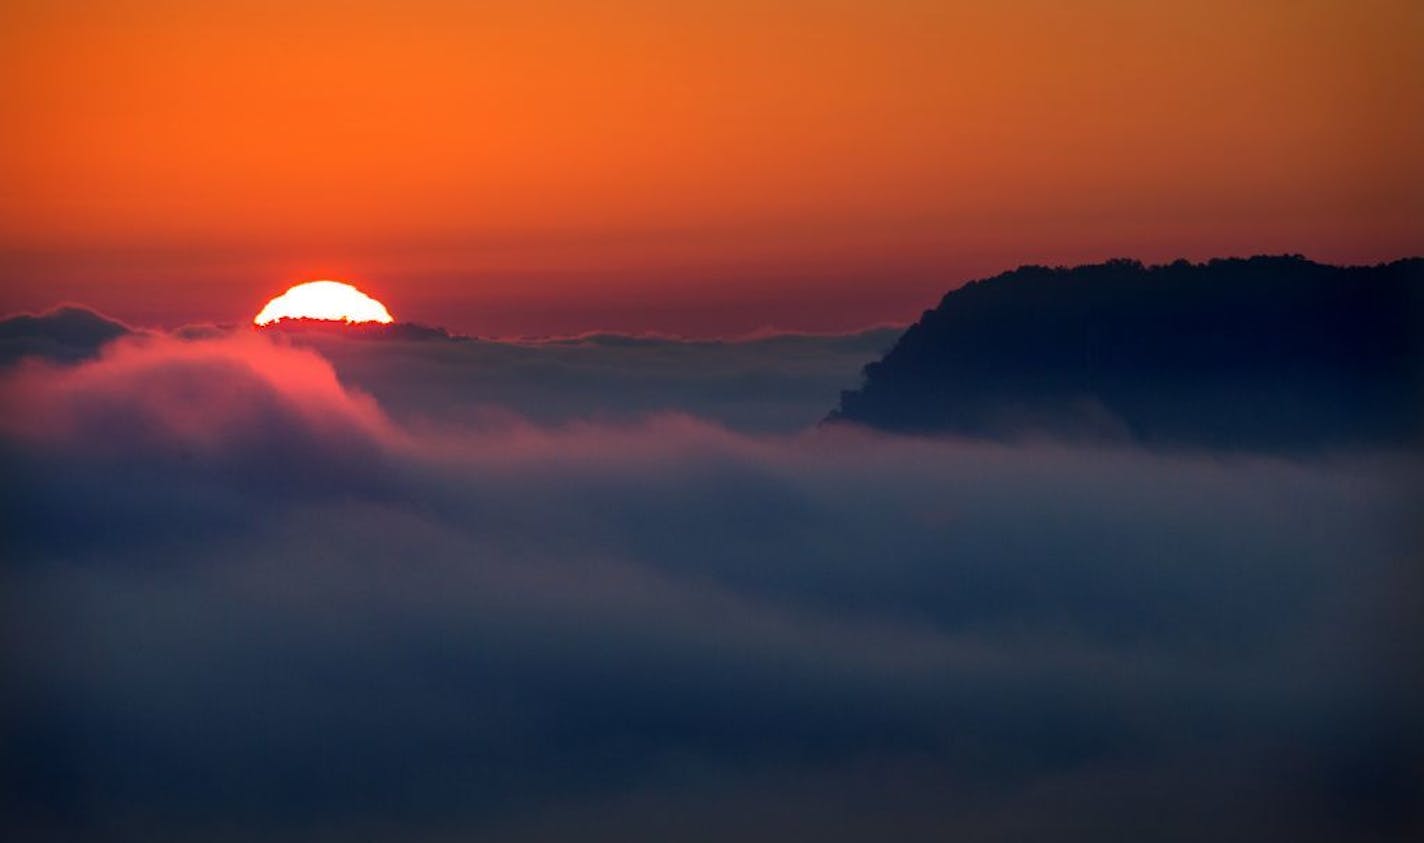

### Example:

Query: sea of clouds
xmin=2 ymin=308 xmax=1420 ymax=841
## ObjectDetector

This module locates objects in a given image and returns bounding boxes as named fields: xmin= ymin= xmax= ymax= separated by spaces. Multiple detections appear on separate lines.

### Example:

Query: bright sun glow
xmin=254 ymin=280 xmax=394 ymax=325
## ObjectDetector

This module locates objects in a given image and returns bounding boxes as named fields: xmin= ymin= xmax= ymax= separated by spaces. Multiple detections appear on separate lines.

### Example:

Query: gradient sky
xmin=1 ymin=0 xmax=1420 ymax=335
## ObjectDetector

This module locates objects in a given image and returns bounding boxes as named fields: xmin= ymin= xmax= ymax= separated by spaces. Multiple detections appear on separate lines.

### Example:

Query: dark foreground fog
xmin=3 ymin=319 xmax=1421 ymax=841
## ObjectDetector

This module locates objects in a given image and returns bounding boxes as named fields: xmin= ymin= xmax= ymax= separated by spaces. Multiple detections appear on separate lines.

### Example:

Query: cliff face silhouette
xmin=829 ymin=256 xmax=1423 ymax=450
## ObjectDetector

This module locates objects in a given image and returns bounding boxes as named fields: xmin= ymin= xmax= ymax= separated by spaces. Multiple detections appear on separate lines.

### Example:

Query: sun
xmin=254 ymin=280 xmax=394 ymax=325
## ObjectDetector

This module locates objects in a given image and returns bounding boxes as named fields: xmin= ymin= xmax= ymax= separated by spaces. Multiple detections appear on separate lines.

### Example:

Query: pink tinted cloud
xmin=1 ymin=332 xmax=400 ymax=458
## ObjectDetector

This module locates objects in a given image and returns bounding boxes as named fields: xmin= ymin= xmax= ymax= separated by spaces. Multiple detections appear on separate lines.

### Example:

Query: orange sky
xmin=1 ymin=0 xmax=1420 ymax=334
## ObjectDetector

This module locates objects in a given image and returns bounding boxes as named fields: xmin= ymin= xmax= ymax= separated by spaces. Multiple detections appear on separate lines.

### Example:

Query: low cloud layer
xmin=3 ymin=329 xmax=1421 ymax=841
xmin=292 ymin=324 xmax=902 ymax=433
xmin=0 ymin=307 xmax=901 ymax=433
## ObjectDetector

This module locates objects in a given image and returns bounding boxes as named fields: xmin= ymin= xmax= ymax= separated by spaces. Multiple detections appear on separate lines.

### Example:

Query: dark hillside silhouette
xmin=0 ymin=306 xmax=133 ymax=365
xmin=828 ymin=256 xmax=1423 ymax=450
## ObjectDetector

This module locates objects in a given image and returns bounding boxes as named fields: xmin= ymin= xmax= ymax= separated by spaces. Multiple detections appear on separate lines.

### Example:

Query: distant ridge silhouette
xmin=255 ymin=317 xmax=461 ymax=341
xmin=828 ymin=256 xmax=1423 ymax=450
xmin=0 ymin=305 xmax=133 ymax=365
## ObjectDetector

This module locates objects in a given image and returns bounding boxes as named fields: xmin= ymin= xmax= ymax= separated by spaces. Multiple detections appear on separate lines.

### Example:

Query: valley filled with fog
xmin=3 ymin=311 xmax=1419 ymax=841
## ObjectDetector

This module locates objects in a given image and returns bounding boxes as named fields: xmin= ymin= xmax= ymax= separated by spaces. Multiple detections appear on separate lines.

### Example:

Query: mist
xmin=3 ymin=328 xmax=1420 ymax=841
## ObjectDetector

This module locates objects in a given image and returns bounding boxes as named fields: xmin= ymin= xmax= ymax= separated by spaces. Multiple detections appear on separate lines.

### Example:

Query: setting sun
xmin=254 ymin=280 xmax=394 ymax=325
